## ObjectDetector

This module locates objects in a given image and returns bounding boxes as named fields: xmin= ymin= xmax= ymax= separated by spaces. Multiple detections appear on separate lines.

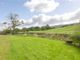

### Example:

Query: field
xmin=30 ymin=24 xmax=79 ymax=34
xmin=0 ymin=35 xmax=80 ymax=60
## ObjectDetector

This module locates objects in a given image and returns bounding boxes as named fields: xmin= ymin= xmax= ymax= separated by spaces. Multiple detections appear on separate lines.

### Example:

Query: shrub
xmin=66 ymin=41 xmax=73 ymax=45
xmin=71 ymin=35 xmax=80 ymax=47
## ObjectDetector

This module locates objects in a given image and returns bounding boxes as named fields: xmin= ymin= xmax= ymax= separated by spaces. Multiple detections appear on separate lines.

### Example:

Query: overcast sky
xmin=0 ymin=0 xmax=80 ymax=29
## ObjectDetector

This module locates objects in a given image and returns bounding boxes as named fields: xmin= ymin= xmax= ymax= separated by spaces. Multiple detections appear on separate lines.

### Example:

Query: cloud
xmin=67 ymin=0 xmax=73 ymax=2
xmin=1 ymin=8 xmax=80 ymax=30
xmin=64 ymin=0 xmax=79 ymax=2
xmin=24 ymin=0 xmax=59 ymax=13
xmin=0 ymin=24 xmax=5 ymax=31
xmin=22 ymin=8 xmax=80 ymax=27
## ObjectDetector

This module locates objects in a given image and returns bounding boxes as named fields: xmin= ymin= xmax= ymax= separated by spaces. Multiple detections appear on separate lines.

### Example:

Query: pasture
xmin=30 ymin=24 xmax=79 ymax=34
xmin=0 ymin=35 xmax=80 ymax=60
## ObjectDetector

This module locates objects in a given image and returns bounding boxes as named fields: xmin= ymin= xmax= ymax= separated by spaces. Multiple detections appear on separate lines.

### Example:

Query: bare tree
xmin=6 ymin=13 xmax=23 ymax=34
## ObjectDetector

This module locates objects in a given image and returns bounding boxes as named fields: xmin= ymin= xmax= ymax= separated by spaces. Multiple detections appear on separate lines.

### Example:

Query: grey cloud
xmin=21 ymin=9 xmax=80 ymax=27
xmin=71 ymin=10 xmax=80 ymax=20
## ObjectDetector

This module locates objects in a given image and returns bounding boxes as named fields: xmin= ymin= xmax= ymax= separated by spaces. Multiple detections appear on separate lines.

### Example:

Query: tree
xmin=45 ymin=24 xmax=50 ymax=29
xmin=34 ymin=27 xmax=41 ymax=31
xmin=41 ymin=24 xmax=50 ymax=30
xmin=22 ymin=27 xmax=29 ymax=34
xmin=4 ymin=13 xmax=23 ymax=34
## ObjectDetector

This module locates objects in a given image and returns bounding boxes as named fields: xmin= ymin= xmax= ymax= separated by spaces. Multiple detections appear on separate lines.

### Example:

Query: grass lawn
xmin=0 ymin=35 xmax=80 ymax=60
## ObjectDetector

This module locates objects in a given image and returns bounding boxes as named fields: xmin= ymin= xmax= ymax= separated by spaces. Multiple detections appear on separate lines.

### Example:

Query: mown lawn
xmin=0 ymin=35 xmax=80 ymax=60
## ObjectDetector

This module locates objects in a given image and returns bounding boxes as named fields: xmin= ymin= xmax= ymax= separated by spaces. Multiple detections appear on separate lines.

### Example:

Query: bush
xmin=66 ymin=41 xmax=73 ymax=45
xmin=71 ymin=35 xmax=80 ymax=47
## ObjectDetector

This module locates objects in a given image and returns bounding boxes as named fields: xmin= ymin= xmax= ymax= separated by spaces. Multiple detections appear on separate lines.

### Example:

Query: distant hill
xmin=30 ymin=23 xmax=80 ymax=34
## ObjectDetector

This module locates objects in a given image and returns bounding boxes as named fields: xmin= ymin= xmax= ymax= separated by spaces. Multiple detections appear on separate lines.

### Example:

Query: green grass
xmin=30 ymin=24 xmax=79 ymax=34
xmin=0 ymin=35 xmax=80 ymax=60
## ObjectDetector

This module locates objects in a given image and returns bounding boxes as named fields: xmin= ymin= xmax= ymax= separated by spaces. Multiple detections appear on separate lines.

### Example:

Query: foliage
xmin=71 ymin=24 xmax=80 ymax=46
xmin=3 ymin=13 xmax=23 ymax=34
xmin=2 ymin=29 xmax=11 ymax=34
xmin=31 ymin=24 xmax=79 ymax=34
